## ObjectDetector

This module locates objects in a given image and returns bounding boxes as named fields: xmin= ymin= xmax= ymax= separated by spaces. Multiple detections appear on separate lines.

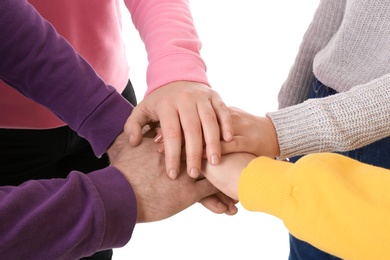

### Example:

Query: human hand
xmin=107 ymin=127 xmax=153 ymax=163
xmin=198 ymin=191 xmax=239 ymax=216
xmin=111 ymin=134 xmax=237 ymax=222
xmin=124 ymin=81 xmax=233 ymax=180
xmin=202 ymin=152 xmax=256 ymax=200
xmin=220 ymin=107 xmax=280 ymax=158
xmin=106 ymin=131 xmax=128 ymax=163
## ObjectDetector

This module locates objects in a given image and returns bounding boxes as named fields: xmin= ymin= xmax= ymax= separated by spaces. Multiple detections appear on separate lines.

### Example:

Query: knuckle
xmin=165 ymin=126 xmax=182 ymax=139
xmin=186 ymin=153 xmax=202 ymax=163
xmin=202 ymin=111 xmax=218 ymax=124
xmin=183 ymin=125 xmax=202 ymax=136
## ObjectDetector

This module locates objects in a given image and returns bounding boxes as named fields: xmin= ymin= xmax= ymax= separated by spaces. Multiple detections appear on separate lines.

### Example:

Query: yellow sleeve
xmin=238 ymin=153 xmax=390 ymax=260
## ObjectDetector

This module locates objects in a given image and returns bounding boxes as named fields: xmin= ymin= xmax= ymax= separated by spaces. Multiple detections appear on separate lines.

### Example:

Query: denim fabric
xmin=289 ymin=77 xmax=390 ymax=260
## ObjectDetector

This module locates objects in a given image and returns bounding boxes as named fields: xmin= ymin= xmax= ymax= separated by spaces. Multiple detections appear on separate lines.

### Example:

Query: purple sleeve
xmin=0 ymin=0 xmax=133 ymax=157
xmin=0 ymin=0 xmax=137 ymax=257
xmin=0 ymin=167 xmax=137 ymax=259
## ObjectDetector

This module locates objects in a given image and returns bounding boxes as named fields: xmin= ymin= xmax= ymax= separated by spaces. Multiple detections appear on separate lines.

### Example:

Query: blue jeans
xmin=288 ymin=77 xmax=390 ymax=260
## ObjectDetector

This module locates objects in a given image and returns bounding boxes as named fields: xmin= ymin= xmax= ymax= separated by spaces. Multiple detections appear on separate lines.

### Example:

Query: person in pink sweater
xmin=0 ymin=1 xmax=235 ymax=259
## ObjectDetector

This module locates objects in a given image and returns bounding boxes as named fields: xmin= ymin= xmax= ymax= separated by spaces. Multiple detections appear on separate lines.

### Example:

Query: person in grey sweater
xmin=212 ymin=1 xmax=390 ymax=259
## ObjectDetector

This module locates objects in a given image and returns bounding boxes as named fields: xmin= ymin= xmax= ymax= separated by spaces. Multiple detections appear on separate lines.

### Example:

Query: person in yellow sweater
xmin=202 ymin=151 xmax=390 ymax=260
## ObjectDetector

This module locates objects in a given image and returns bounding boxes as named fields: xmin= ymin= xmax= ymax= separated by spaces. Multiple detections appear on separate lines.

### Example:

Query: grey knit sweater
xmin=267 ymin=0 xmax=390 ymax=158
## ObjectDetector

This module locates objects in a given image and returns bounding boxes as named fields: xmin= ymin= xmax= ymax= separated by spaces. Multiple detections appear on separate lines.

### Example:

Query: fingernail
xmin=154 ymin=134 xmax=162 ymax=142
xmin=189 ymin=167 xmax=199 ymax=178
xmin=210 ymin=153 xmax=220 ymax=165
xmin=225 ymin=130 xmax=233 ymax=141
xmin=169 ymin=169 xmax=178 ymax=179
xmin=129 ymin=134 xmax=135 ymax=144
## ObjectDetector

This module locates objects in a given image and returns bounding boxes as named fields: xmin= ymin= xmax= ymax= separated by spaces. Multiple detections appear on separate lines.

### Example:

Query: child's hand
xmin=202 ymin=152 xmax=256 ymax=200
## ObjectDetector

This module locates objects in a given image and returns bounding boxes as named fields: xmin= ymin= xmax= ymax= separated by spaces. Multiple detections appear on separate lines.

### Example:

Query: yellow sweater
xmin=239 ymin=153 xmax=390 ymax=260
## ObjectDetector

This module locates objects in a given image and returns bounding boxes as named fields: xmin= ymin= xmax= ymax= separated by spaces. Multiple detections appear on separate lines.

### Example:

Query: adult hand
xmin=111 ymin=135 xmax=237 ymax=222
xmin=198 ymin=191 xmax=238 ymax=216
xmin=106 ymin=131 xmax=128 ymax=163
xmin=124 ymin=81 xmax=233 ymax=180
xmin=202 ymin=152 xmax=256 ymax=201
xmin=220 ymin=107 xmax=280 ymax=158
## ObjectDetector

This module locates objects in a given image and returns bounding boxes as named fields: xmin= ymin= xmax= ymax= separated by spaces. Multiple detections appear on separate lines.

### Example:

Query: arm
xmin=202 ymin=152 xmax=390 ymax=260
xmin=1 ymin=133 xmax=225 ymax=259
xmin=0 ymin=168 xmax=135 ymax=259
xmin=0 ymin=1 xmax=235 ymax=257
xmin=268 ymin=75 xmax=390 ymax=158
xmin=270 ymin=1 xmax=390 ymax=158
xmin=220 ymin=74 xmax=390 ymax=159
xmin=123 ymin=0 xmax=233 ymax=179
xmin=0 ymin=1 xmax=136 ymax=258
xmin=0 ymin=0 xmax=133 ymax=157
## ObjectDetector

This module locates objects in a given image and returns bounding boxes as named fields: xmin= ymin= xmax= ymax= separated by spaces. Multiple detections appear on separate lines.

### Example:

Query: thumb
xmin=194 ymin=178 xmax=219 ymax=200
xmin=124 ymin=107 xmax=150 ymax=146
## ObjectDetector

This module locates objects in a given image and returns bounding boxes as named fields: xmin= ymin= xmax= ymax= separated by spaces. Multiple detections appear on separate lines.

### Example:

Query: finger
xmin=157 ymin=142 xmax=165 ymax=154
xmin=220 ymin=136 xmax=248 ymax=155
xmin=212 ymin=96 xmax=233 ymax=142
xmin=195 ymin=179 xmax=236 ymax=214
xmin=195 ymin=177 xmax=219 ymax=198
xmin=155 ymin=134 xmax=187 ymax=161
xmin=124 ymin=106 xmax=153 ymax=146
xmin=158 ymin=106 xmax=183 ymax=179
xmin=198 ymin=100 xmax=222 ymax=166
xmin=154 ymin=127 xmax=163 ymax=143
xmin=141 ymin=125 xmax=156 ymax=137
xmin=180 ymin=106 xmax=203 ymax=178
xmin=214 ymin=192 xmax=238 ymax=216
xmin=198 ymin=195 xmax=227 ymax=214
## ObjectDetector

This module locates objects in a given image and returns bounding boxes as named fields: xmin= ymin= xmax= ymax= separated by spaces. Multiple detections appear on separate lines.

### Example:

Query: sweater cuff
xmin=87 ymin=166 xmax=137 ymax=250
xmin=145 ymin=53 xmax=209 ymax=95
xmin=238 ymin=157 xmax=293 ymax=220
xmin=267 ymin=100 xmax=323 ymax=159
xmin=78 ymin=91 xmax=133 ymax=157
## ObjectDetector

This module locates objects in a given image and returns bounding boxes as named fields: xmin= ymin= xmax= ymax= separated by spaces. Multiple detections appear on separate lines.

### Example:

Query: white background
xmin=115 ymin=1 xmax=319 ymax=259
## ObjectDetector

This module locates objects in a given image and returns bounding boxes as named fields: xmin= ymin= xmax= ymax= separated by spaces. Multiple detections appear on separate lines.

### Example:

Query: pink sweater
xmin=0 ymin=0 xmax=209 ymax=129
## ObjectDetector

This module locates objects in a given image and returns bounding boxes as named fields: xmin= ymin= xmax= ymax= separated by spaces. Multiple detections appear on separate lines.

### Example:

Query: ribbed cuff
xmin=87 ymin=167 xmax=137 ymax=250
xmin=79 ymin=91 xmax=133 ymax=157
xmin=267 ymin=99 xmax=324 ymax=159
xmin=146 ymin=53 xmax=209 ymax=95
xmin=238 ymin=157 xmax=293 ymax=220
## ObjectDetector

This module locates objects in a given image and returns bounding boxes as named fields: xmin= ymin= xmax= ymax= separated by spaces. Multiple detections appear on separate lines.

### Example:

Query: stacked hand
xmin=124 ymin=81 xmax=234 ymax=180
xmin=202 ymin=107 xmax=280 ymax=201
xmin=117 ymin=80 xmax=279 ymax=217
xmin=108 ymin=130 xmax=237 ymax=223
xmin=219 ymin=107 xmax=279 ymax=158
xmin=202 ymin=152 xmax=256 ymax=201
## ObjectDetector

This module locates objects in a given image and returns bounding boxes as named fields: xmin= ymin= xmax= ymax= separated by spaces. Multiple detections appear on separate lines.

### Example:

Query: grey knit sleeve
xmin=267 ymin=74 xmax=390 ymax=159
xmin=278 ymin=0 xmax=345 ymax=109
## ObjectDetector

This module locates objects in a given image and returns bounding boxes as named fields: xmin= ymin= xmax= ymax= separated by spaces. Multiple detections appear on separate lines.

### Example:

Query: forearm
xmin=124 ymin=0 xmax=209 ymax=93
xmin=0 ymin=0 xmax=133 ymax=156
xmin=239 ymin=153 xmax=390 ymax=259
xmin=268 ymin=74 xmax=390 ymax=158
xmin=0 ymin=167 xmax=136 ymax=259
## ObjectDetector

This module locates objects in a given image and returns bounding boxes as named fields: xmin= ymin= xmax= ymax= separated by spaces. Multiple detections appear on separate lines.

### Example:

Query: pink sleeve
xmin=124 ymin=0 xmax=210 ymax=95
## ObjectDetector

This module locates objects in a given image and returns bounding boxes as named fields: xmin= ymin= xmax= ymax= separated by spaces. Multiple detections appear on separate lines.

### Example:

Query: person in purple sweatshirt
xmin=0 ymin=1 xmax=236 ymax=259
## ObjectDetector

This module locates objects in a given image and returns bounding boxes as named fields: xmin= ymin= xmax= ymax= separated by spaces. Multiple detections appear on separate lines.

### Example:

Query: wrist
xmin=264 ymin=116 xmax=280 ymax=157
xmin=107 ymin=131 xmax=127 ymax=163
